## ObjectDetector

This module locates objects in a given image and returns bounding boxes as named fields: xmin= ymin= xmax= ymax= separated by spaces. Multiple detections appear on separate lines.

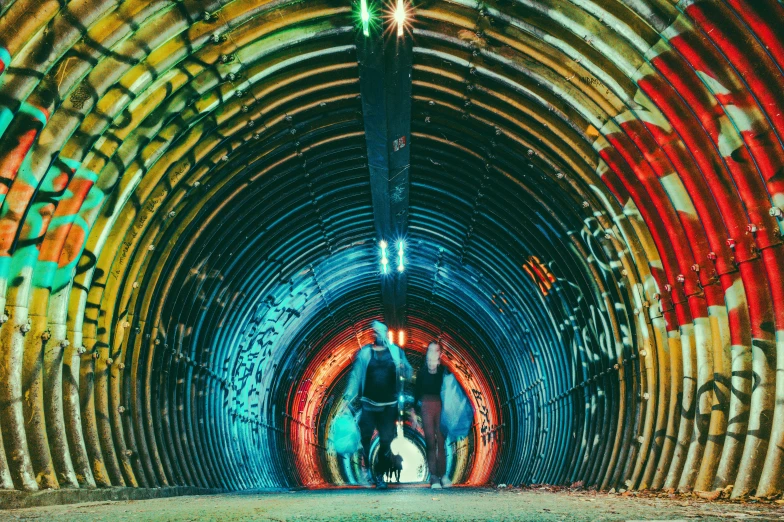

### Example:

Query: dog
xmin=383 ymin=454 xmax=404 ymax=483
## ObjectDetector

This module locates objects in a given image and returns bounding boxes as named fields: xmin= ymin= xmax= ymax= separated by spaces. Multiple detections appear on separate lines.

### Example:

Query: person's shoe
xmin=375 ymin=476 xmax=388 ymax=490
xmin=431 ymin=482 xmax=442 ymax=489
xmin=440 ymin=476 xmax=453 ymax=488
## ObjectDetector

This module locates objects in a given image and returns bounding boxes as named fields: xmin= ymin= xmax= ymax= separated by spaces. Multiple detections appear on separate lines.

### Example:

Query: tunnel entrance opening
xmin=284 ymin=324 xmax=500 ymax=488
xmin=366 ymin=423 xmax=428 ymax=484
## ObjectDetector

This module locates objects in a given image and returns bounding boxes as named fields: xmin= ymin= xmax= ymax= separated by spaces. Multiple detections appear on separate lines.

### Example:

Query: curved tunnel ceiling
xmin=0 ymin=0 xmax=782 ymax=502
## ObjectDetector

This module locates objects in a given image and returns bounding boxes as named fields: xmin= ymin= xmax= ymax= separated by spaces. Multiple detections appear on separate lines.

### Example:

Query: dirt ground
xmin=4 ymin=485 xmax=784 ymax=521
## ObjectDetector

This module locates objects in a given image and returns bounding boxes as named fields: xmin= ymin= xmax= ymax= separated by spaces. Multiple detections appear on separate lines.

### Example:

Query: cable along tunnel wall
xmin=0 ymin=0 xmax=782 ymax=503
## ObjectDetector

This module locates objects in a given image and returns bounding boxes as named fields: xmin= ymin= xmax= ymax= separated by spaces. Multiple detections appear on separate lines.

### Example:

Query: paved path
xmin=5 ymin=485 xmax=784 ymax=521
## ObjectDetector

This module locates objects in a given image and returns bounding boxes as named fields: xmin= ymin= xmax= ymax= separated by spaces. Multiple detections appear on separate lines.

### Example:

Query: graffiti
xmin=522 ymin=255 xmax=556 ymax=296
xmin=69 ymin=84 xmax=91 ymax=110
xmin=472 ymin=388 xmax=497 ymax=445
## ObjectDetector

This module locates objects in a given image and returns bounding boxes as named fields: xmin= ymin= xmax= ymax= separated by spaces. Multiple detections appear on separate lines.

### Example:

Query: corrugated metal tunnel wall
xmin=0 ymin=0 xmax=782 ymax=502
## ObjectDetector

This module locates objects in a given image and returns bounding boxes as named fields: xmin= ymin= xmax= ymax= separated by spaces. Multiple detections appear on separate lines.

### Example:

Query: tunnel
xmin=0 ymin=0 xmax=783 ymax=509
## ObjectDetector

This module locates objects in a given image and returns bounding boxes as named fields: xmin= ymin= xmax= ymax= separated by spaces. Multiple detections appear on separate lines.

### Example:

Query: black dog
xmin=383 ymin=454 xmax=403 ymax=483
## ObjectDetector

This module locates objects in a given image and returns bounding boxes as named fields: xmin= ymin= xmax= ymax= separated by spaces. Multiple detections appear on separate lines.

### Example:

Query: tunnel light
xmin=388 ymin=330 xmax=394 ymax=344
xmin=394 ymin=0 xmax=406 ymax=37
xmin=361 ymin=0 xmax=371 ymax=36
xmin=398 ymin=329 xmax=405 ymax=346
xmin=380 ymin=240 xmax=389 ymax=274
xmin=397 ymin=240 xmax=404 ymax=272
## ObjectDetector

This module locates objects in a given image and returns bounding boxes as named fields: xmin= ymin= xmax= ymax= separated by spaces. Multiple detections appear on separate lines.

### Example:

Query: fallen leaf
xmin=696 ymin=490 xmax=721 ymax=501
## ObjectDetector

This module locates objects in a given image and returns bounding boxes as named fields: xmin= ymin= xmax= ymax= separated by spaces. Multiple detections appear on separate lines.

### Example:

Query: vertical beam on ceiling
xmin=356 ymin=3 xmax=412 ymax=331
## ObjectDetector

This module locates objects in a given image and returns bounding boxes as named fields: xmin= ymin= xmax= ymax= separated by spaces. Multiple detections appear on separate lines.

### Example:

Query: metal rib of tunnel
xmin=0 ymin=0 xmax=782 ymax=504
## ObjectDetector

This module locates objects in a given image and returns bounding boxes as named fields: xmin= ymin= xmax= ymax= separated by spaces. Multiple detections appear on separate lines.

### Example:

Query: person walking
xmin=415 ymin=341 xmax=452 ymax=489
xmin=343 ymin=320 xmax=414 ymax=489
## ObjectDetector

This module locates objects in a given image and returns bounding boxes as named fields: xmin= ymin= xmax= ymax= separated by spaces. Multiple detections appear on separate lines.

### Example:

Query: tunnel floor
xmin=5 ymin=487 xmax=784 ymax=521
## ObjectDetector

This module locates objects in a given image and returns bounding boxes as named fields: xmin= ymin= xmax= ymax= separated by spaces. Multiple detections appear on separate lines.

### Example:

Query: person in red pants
xmin=415 ymin=341 xmax=452 ymax=489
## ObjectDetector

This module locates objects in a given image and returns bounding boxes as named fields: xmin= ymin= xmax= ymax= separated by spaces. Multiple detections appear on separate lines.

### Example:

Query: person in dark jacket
xmin=415 ymin=341 xmax=452 ymax=489
xmin=343 ymin=320 xmax=414 ymax=489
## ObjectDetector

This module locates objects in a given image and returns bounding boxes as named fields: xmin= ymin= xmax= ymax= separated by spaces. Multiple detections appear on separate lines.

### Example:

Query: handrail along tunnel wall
xmin=0 ymin=0 xmax=782 ymax=501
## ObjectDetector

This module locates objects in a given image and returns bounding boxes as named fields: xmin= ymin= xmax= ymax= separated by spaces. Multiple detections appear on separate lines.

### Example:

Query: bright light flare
xmin=388 ymin=330 xmax=394 ymax=344
xmin=398 ymin=329 xmax=405 ymax=346
xmin=361 ymin=0 xmax=370 ymax=36
xmin=380 ymin=239 xmax=389 ymax=274
xmin=397 ymin=240 xmax=405 ymax=272
xmin=394 ymin=0 xmax=406 ymax=37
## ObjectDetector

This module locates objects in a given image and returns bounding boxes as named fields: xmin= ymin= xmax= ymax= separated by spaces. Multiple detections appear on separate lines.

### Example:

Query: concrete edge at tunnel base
xmin=0 ymin=486 xmax=228 ymax=510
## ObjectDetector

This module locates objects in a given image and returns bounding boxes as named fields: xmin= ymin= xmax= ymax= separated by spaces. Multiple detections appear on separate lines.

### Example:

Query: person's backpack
xmin=329 ymin=410 xmax=361 ymax=455
xmin=440 ymin=372 xmax=474 ymax=439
